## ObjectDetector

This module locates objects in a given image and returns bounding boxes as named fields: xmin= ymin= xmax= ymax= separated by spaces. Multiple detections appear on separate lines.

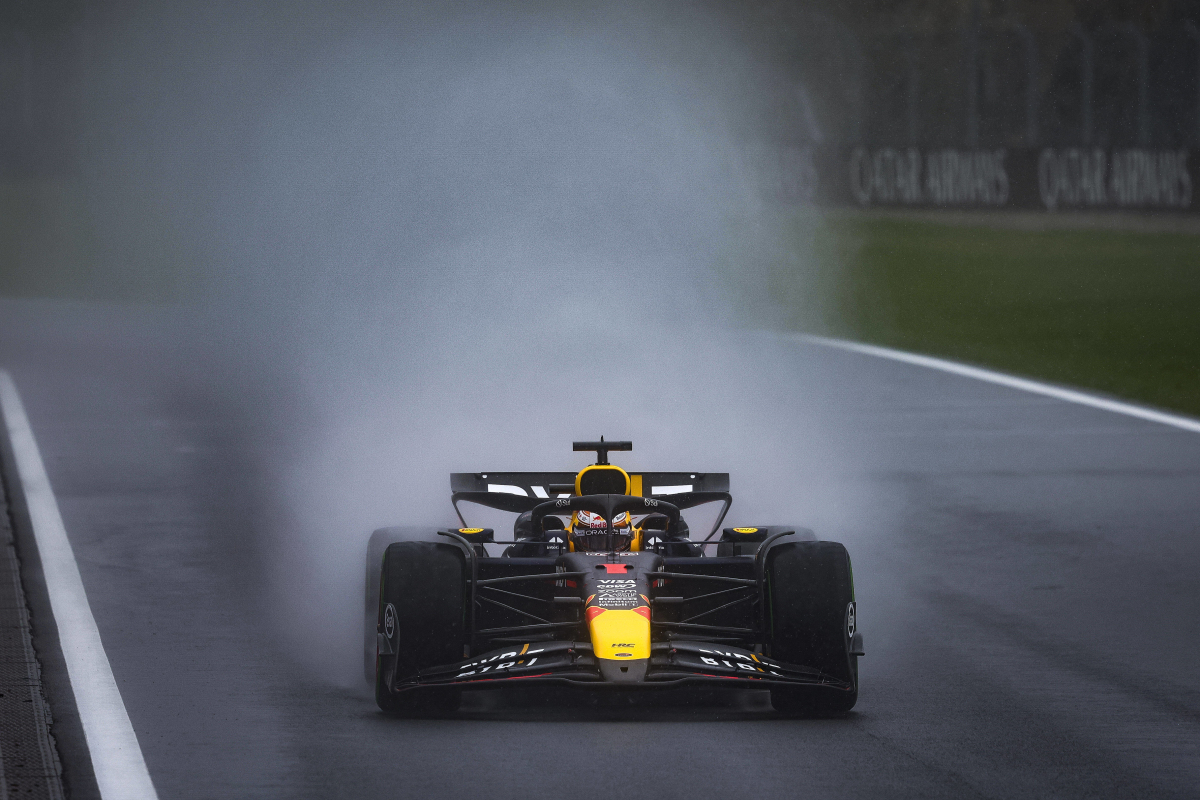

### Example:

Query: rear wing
xmin=449 ymin=472 xmax=732 ymax=538
xmin=451 ymin=472 xmax=729 ymax=498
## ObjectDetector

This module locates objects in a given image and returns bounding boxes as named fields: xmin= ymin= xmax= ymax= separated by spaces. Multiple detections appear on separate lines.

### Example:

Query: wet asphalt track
xmin=2 ymin=299 xmax=1199 ymax=800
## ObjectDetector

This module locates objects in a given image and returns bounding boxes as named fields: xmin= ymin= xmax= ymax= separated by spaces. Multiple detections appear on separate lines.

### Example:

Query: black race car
xmin=365 ymin=439 xmax=863 ymax=715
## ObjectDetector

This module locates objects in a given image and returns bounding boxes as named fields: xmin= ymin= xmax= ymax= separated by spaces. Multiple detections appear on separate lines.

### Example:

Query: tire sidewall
xmin=765 ymin=539 xmax=859 ymax=714
xmin=375 ymin=540 xmax=467 ymax=713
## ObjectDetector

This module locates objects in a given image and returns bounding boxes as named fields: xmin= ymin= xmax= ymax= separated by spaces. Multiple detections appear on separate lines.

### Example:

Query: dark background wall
xmin=2 ymin=1 xmax=1198 ymax=194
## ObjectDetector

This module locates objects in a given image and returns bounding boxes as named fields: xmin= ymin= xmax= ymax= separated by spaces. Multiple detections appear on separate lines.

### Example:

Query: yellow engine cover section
xmin=586 ymin=607 xmax=651 ymax=661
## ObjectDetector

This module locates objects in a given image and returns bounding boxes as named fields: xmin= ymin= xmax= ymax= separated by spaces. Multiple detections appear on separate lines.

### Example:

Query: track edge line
xmin=0 ymin=369 xmax=158 ymax=800
xmin=794 ymin=334 xmax=1200 ymax=435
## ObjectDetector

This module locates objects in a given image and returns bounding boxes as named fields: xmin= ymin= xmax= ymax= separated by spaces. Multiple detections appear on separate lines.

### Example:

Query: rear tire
xmin=766 ymin=540 xmax=858 ymax=716
xmin=375 ymin=541 xmax=466 ymax=715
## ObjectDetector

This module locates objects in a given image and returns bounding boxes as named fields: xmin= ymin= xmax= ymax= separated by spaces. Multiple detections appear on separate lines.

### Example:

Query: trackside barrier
xmin=767 ymin=145 xmax=1197 ymax=212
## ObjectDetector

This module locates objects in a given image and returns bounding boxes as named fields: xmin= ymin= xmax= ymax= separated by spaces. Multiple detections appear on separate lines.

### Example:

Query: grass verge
xmin=3 ymin=181 xmax=1196 ymax=420
xmin=799 ymin=213 xmax=1200 ymax=418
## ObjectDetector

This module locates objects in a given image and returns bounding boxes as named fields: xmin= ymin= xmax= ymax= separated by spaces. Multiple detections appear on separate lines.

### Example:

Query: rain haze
xmin=63 ymin=2 xmax=859 ymax=683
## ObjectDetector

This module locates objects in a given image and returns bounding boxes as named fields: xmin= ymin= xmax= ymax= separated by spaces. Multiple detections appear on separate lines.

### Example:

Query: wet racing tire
xmin=765 ymin=540 xmax=859 ymax=716
xmin=375 ymin=541 xmax=466 ymax=715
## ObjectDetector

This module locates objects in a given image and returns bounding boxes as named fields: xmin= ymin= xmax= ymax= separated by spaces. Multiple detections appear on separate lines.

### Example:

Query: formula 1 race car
xmin=365 ymin=439 xmax=863 ymax=716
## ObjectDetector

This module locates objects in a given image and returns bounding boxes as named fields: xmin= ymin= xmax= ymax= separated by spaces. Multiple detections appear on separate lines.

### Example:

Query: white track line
xmin=0 ymin=370 xmax=158 ymax=800
xmin=797 ymin=335 xmax=1200 ymax=435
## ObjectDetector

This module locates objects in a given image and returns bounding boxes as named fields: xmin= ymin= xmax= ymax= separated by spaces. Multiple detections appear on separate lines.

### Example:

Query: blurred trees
xmin=783 ymin=0 xmax=1200 ymax=146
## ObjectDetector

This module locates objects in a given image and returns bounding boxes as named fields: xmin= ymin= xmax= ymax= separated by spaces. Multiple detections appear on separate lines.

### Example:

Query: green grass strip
xmin=808 ymin=215 xmax=1200 ymax=418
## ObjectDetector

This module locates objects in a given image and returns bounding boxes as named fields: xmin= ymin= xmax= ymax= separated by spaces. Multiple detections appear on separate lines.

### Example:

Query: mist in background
xmin=12 ymin=2 xmax=872 ymax=686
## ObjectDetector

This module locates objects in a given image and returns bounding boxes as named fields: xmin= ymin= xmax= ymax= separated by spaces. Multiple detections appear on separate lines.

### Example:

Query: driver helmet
xmin=573 ymin=510 xmax=633 ymax=552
